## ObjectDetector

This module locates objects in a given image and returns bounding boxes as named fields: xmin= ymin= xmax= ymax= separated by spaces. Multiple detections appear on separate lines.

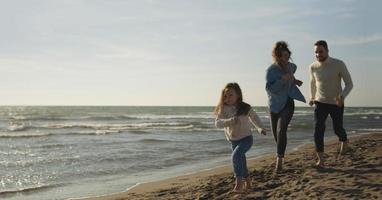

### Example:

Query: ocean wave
xmin=344 ymin=112 xmax=382 ymax=116
xmin=6 ymin=115 xmax=135 ymax=121
xmin=34 ymin=143 xmax=70 ymax=149
xmin=138 ymin=138 xmax=175 ymax=144
xmin=35 ymin=122 xmax=195 ymax=130
xmin=137 ymin=138 xmax=226 ymax=144
xmin=0 ymin=130 xmax=123 ymax=138
xmin=0 ymin=121 xmax=224 ymax=138
xmin=0 ymin=126 xmax=219 ymax=138
xmin=0 ymin=184 xmax=60 ymax=196
xmin=127 ymin=130 xmax=152 ymax=134
xmin=190 ymin=128 xmax=221 ymax=132
xmin=82 ymin=114 xmax=214 ymax=120
xmin=17 ymin=122 xmax=199 ymax=131
xmin=7 ymin=123 xmax=28 ymax=132
xmin=9 ymin=116 xmax=72 ymax=121
xmin=5 ymin=113 xmax=215 ymax=121
xmin=357 ymin=128 xmax=382 ymax=132
xmin=0 ymin=132 xmax=55 ymax=138
xmin=138 ymin=138 xmax=226 ymax=145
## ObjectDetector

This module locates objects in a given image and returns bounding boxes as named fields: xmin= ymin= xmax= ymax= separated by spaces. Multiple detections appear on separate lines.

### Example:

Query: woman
xmin=265 ymin=41 xmax=305 ymax=172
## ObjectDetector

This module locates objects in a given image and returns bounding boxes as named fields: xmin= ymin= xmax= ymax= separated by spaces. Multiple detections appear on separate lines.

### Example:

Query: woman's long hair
xmin=214 ymin=82 xmax=251 ymax=116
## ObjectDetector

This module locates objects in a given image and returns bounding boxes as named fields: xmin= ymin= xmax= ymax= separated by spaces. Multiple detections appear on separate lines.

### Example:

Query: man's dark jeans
xmin=314 ymin=101 xmax=348 ymax=152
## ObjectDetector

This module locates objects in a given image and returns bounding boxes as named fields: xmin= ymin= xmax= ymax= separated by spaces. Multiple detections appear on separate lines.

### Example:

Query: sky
xmin=0 ymin=0 xmax=381 ymax=106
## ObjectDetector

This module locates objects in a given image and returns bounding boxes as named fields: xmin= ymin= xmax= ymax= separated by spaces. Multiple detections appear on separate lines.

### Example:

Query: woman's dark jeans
xmin=270 ymin=98 xmax=295 ymax=158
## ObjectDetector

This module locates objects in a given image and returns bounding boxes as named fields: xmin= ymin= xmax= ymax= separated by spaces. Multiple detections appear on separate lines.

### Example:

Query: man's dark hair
xmin=314 ymin=40 xmax=328 ymax=50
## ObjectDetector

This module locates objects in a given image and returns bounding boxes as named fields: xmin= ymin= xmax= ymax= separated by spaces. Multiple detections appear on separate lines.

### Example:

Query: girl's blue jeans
xmin=230 ymin=135 xmax=253 ymax=179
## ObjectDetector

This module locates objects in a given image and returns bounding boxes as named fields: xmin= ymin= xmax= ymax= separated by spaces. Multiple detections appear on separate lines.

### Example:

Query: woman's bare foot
xmin=339 ymin=140 xmax=350 ymax=155
xmin=316 ymin=152 xmax=325 ymax=168
xmin=275 ymin=156 xmax=283 ymax=173
xmin=245 ymin=177 xmax=252 ymax=190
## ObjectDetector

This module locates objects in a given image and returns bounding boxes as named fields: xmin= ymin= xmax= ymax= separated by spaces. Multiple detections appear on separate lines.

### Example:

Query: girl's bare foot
xmin=245 ymin=177 xmax=252 ymax=190
xmin=232 ymin=178 xmax=245 ymax=193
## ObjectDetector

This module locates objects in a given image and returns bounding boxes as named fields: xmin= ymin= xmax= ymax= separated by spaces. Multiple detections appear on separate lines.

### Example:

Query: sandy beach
xmin=76 ymin=132 xmax=382 ymax=200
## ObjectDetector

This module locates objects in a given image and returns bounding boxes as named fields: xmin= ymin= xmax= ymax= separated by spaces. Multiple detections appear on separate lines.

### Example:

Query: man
xmin=309 ymin=40 xmax=353 ymax=168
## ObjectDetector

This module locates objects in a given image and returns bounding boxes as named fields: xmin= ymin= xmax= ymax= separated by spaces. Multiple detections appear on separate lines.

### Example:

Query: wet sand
xmin=78 ymin=132 xmax=382 ymax=200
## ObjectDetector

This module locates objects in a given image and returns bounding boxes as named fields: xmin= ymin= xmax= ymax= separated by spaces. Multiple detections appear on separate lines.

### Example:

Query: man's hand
xmin=295 ymin=79 xmax=303 ymax=87
xmin=336 ymin=96 xmax=344 ymax=107
xmin=309 ymin=99 xmax=315 ymax=106
xmin=260 ymin=128 xmax=267 ymax=135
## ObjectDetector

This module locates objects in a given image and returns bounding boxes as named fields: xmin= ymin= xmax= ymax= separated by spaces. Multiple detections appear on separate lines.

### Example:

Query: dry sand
xmin=78 ymin=132 xmax=382 ymax=200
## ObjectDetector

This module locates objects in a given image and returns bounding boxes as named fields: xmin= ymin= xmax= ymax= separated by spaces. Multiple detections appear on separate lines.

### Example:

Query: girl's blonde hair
xmin=214 ymin=82 xmax=251 ymax=116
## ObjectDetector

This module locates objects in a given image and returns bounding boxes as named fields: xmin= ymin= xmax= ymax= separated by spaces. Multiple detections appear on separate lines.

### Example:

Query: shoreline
xmin=72 ymin=132 xmax=382 ymax=200
xmin=70 ymin=153 xmax=274 ymax=200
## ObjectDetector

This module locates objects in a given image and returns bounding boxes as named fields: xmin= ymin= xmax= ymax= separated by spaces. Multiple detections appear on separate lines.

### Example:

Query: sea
xmin=0 ymin=106 xmax=381 ymax=200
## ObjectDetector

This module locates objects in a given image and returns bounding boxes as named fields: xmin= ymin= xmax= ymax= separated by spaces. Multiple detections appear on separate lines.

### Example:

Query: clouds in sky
xmin=0 ymin=0 xmax=381 ymax=106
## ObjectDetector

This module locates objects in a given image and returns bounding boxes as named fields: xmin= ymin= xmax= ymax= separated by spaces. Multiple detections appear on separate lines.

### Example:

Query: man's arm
xmin=340 ymin=61 xmax=353 ymax=100
xmin=309 ymin=66 xmax=317 ymax=106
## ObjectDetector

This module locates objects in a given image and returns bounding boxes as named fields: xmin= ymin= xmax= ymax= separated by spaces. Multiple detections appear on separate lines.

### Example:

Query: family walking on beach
xmin=214 ymin=40 xmax=353 ymax=193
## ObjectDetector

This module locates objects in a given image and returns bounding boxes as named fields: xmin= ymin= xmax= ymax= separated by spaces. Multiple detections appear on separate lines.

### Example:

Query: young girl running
xmin=214 ymin=82 xmax=266 ymax=193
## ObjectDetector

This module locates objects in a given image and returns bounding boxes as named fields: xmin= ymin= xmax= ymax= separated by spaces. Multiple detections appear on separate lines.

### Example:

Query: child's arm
xmin=215 ymin=113 xmax=237 ymax=128
xmin=248 ymin=108 xmax=266 ymax=135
